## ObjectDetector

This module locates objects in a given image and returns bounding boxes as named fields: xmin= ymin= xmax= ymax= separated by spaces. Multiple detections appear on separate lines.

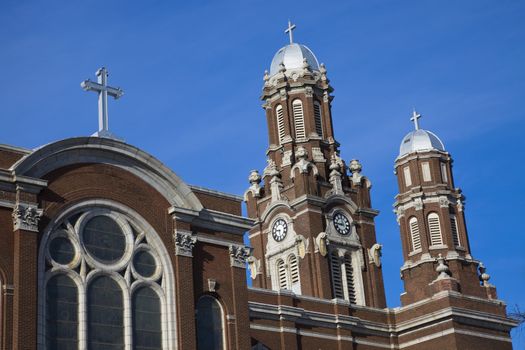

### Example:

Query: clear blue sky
xmin=1 ymin=0 xmax=524 ymax=346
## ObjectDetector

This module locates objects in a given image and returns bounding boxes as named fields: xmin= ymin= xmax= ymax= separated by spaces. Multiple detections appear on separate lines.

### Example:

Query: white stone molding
xmin=173 ymin=229 xmax=197 ymax=257
xmin=457 ymin=198 xmax=464 ymax=212
xmin=247 ymin=256 xmax=261 ymax=279
xmin=414 ymin=197 xmax=424 ymax=211
xmin=368 ymin=243 xmax=382 ymax=268
xmin=244 ymin=169 xmax=262 ymax=201
xmin=314 ymin=232 xmax=328 ymax=256
xmin=438 ymin=196 xmax=450 ymax=208
xmin=229 ymin=244 xmax=252 ymax=268
xmin=12 ymin=202 xmax=43 ymax=232
xmin=311 ymin=147 xmax=325 ymax=163
xmin=327 ymin=154 xmax=344 ymax=196
xmin=290 ymin=146 xmax=319 ymax=179
xmin=282 ymin=150 xmax=293 ymax=167
xmin=349 ymin=159 xmax=363 ymax=186
xmin=207 ymin=278 xmax=217 ymax=292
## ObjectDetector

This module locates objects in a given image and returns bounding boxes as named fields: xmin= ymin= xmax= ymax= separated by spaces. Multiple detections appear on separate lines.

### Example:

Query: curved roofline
xmin=398 ymin=128 xmax=445 ymax=158
xmin=11 ymin=137 xmax=203 ymax=210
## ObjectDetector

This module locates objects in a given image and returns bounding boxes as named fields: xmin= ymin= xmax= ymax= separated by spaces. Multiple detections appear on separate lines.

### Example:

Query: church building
xmin=0 ymin=23 xmax=517 ymax=349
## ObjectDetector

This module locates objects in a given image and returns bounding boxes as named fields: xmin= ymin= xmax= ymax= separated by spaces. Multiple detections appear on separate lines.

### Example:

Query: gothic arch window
xmin=196 ymin=295 xmax=225 ymax=350
xmin=39 ymin=203 xmax=172 ymax=350
xmin=288 ymin=254 xmax=301 ymax=294
xmin=276 ymin=259 xmax=287 ymax=290
xmin=450 ymin=215 xmax=461 ymax=247
xmin=329 ymin=250 xmax=360 ymax=304
xmin=313 ymin=101 xmax=323 ymax=138
xmin=292 ymin=99 xmax=306 ymax=140
xmin=275 ymin=104 xmax=285 ymax=144
xmin=408 ymin=217 xmax=421 ymax=252
xmin=427 ymin=212 xmax=443 ymax=246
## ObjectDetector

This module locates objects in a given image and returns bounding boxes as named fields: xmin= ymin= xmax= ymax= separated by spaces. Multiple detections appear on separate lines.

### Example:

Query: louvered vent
xmin=276 ymin=105 xmax=285 ymax=144
xmin=409 ymin=217 xmax=421 ymax=251
xmin=344 ymin=254 xmax=357 ymax=304
xmin=450 ymin=216 xmax=461 ymax=247
xmin=428 ymin=213 xmax=443 ymax=246
xmin=289 ymin=255 xmax=301 ymax=294
xmin=292 ymin=100 xmax=306 ymax=139
xmin=277 ymin=259 xmax=287 ymax=289
xmin=313 ymin=102 xmax=323 ymax=138
xmin=330 ymin=252 xmax=344 ymax=298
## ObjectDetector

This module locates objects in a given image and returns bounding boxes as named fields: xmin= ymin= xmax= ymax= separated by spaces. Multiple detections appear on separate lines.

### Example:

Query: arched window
xmin=196 ymin=296 xmax=224 ymax=350
xmin=329 ymin=251 xmax=343 ymax=299
xmin=292 ymin=99 xmax=306 ymax=139
xmin=288 ymin=254 xmax=301 ymax=294
xmin=409 ymin=217 xmax=421 ymax=251
xmin=275 ymin=105 xmax=285 ymax=144
xmin=343 ymin=254 xmax=357 ymax=304
xmin=40 ymin=205 xmax=168 ymax=350
xmin=450 ymin=215 xmax=461 ymax=247
xmin=276 ymin=259 xmax=287 ymax=290
xmin=428 ymin=213 xmax=443 ymax=246
xmin=313 ymin=101 xmax=323 ymax=138
xmin=45 ymin=274 xmax=78 ymax=349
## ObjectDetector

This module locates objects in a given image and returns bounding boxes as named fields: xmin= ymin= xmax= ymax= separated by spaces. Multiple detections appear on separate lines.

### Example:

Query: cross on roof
xmin=81 ymin=67 xmax=124 ymax=139
xmin=285 ymin=20 xmax=296 ymax=44
xmin=410 ymin=109 xmax=422 ymax=130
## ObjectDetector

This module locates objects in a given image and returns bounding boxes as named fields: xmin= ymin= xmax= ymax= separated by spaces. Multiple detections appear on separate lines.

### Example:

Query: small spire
xmin=410 ymin=108 xmax=421 ymax=130
xmin=284 ymin=20 xmax=296 ymax=44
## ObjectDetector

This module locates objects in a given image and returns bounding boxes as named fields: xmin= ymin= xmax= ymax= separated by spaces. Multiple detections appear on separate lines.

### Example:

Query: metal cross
xmin=285 ymin=20 xmax=296 ymax=44
xmin=410 ymin=109 xmax=421 ymax=130
xmin=81 ymin=67 xmax=124 ymax=138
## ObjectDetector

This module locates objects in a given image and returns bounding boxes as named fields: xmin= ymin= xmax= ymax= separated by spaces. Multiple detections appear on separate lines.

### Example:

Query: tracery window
xmin=196 ymin=295 xmax=225 ymax=350
xmin=40 ymin=206 xmax=169 ymax=350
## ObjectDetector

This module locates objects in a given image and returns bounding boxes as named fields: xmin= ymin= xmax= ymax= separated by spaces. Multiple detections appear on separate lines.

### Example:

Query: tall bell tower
xmin=394 ymin=111 xmax=498 ymax=305
xmin=245 ymin=23 xmax=386 ymax=307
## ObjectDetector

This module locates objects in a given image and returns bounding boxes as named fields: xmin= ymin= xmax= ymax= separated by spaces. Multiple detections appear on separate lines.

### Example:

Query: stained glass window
xmin=196 ymin=296 xmax=224 ymax=350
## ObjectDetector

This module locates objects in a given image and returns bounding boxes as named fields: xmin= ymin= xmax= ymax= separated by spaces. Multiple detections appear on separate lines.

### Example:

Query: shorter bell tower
xmin=394 ymin=111 xmax=498 ymax=305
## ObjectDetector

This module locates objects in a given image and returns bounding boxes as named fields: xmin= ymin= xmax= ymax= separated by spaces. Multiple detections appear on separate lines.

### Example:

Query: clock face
xmin=271 ymin=219 xmax=288 ymax=242
xmin=333 ymin=212 xmax=351 ymax=236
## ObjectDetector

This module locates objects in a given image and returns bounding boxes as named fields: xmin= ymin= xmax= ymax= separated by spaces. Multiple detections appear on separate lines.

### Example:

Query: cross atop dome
xmin=284 ymin=20 xmax=296 ymax=44
xmin=410 ymin=109 xmax=421 ymax=130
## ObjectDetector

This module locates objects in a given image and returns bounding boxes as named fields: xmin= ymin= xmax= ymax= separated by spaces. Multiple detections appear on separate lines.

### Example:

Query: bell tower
xmin=394 ymin=111 xmax=498 ymax=305
xmin=245 ymin=23 xmax=386 ymax=308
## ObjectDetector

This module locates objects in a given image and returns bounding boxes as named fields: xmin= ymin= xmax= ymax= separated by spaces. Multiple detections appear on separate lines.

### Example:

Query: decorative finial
xmin=263 ymin=70 xmax=269 ymax=82
xmin=295 ymin=146 xmax=308 ymax=160
xmin=284 ymin=20 xmax=296 ymax=44
xmin=302 ymin=58 xmax=310 ymax=73
xmin=410 ymin=109 xmax=421 ymax=130
xmin=436 ymin=254 xmax=451 ymax=279
xmin=248 ymin=170 xmax=262 ymax=185
xmin=279 ymin=62 xmax=286 ymax=73
xmin=349 ymin=159 xmax=362 ymax=174
xmin=478 ymin=262 xmax=493 ymax=287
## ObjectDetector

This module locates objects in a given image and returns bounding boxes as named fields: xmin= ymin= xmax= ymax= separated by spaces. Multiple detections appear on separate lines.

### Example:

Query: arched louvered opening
xmin=275 ymin=104 xmax=285 ymax=144
xmin=277 ymin=259 xmax=287 ymax=290
xmin=196 ymin=295 xmax=225 ymax=350
xmin=450 ymin=215 xmax=461 ymax=247
xmin=313 ymin=101 xmax=323 ymax=138
xmin=344 ymin=254 xmax=357 ymax=304
xmin=288 ymin=254 xmax=301 ymax=294
xmin=292 ymin=99 xmax=306 ymax=140
xmin=409 ymin=217 xmax=421 ymax=251
xmin=428 ymin=213 xmax=443 ymax=246
xmin=330 ymin=251 xmax=344 ymax=299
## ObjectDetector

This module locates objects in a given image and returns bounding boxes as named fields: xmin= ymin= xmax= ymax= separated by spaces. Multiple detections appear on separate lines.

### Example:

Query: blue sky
xmin=1 ymin=0 xmax=524 ymax=346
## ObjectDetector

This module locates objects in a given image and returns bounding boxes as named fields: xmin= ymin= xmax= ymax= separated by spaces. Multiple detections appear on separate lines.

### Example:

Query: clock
xmin=333 ymin=212 xmax=351 ymax=236
xmin=271 ymin=219 xmax=288 ymax=242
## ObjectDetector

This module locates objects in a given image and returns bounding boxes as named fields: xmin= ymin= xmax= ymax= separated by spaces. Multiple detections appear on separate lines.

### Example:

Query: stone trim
xmin=189 ymin=184 xmax=243 ymax=202
xmin=173 ymin=229 xmax=197 ymax=257
xmin=12 ymin=203 xmax=42 ymax=232
xmin=229 ymin=244 xmax=252 ymax=268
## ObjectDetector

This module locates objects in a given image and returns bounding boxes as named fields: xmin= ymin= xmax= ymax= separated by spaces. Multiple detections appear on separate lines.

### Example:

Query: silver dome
xmin=399 ymin=129 xmax=445 ymax=157
xmin=269 ymin=43 xmax=320 ymax=76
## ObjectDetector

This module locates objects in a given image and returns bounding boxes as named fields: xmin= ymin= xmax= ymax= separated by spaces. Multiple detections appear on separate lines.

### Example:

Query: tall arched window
xmin=450 ymin=215 xmax=461 ymax=247
xmin=276 ymin=259 xmax=287 ymax=290
xmin=288 ymin=254 xmax=301 ymax=294
xmin=428 ymin=213 xmax=443 ymax=246
xmin=292 ymin=99 xmax=306 ymax=139
xmin=196 ymin=295 xmax=224 ymax=350
xmin=409 ymin=217 xmax=421 ymax=251
xmin=275 ymin=105 xmax=285 ymax=144
xmin=329 ymin=251 xmax=343 ymax=299
xmin=313 ymin=101 xmax=323 ymax=138
xmin=343 ymin=254 xmax=357 ymax=304
xmin=40 ymin=205 xmax=169 ymax=349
